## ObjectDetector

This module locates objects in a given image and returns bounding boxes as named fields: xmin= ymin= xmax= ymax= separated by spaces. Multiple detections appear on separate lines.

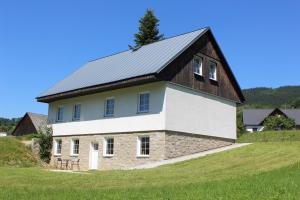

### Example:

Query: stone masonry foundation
xmin=51 ymin=131 xmax=234 ymax=170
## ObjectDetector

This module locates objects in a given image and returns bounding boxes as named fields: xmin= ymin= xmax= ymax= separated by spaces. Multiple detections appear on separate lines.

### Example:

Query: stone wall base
xmin=51 ymin=131 xmax=234 ymax=170
xmin=165 ymin=131 xmax=233 ymax=159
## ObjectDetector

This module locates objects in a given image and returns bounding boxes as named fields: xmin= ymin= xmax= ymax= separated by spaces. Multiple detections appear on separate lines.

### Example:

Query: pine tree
xmin=133 ymin=9 xmax=164 ymax=47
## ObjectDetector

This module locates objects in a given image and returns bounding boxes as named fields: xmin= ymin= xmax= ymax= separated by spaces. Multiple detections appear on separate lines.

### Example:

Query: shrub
xmin=263 ymin=116 xmax=295 ymax=131
xmin=37 ymin=127 xmax=53 ymax=163
xmin=237 ymin=110 xmax=245 ymax=137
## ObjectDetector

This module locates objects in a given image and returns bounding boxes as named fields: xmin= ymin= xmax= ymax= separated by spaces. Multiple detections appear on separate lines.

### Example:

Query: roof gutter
xmin=36 ymin=74 xmax=158 ymax=103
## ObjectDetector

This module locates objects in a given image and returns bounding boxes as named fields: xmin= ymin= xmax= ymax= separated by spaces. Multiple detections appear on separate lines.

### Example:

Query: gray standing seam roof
xmin=243 ymin=109 xmax=300 ymax=125
xmin=282 ymin=109 xmax=300 ymax=125
xmin=38 ymin=28 xmax=208 ymax=97
xmin=243 ymin=109 xmax=274 ymax=125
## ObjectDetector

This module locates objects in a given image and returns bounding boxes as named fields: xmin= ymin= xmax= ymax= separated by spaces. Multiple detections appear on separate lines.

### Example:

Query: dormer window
xmin=209 ymin=62 xmax=217 ymax=81
xmin=193 ymin=57 xmax=203 ymax=76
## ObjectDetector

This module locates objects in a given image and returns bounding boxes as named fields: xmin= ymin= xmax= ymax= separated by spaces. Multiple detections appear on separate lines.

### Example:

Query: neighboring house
xmin=0 ymin=132 xmax=7 ymax=137
xmin=12 ymin=112 xmax=48 ymax=136
xmin=37 ymin=27 xmax=245 ymax=170
xmin=243 ymin=108 xmax=300 ymax=132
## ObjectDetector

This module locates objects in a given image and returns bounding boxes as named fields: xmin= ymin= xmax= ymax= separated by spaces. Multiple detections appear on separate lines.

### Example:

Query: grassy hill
xmin=1 ymin=132 xmax=300 ymax=199
xmin=0 ymin=137 xmax=39 ymax=167
xmin=242 ymin=85 xmax=300 ymax=108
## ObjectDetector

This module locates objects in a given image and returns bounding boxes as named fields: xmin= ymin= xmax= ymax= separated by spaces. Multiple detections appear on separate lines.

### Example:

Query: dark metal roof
xmin=243 ymin=109 xmax=300 ymax=125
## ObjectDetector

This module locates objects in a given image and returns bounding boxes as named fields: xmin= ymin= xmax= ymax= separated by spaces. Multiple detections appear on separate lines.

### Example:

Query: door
xmin=90 ymin=142 xmax=99 ymax=169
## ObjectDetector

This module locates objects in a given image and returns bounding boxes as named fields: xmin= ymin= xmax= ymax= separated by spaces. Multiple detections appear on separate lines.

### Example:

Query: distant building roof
xmin=243 ymin=108 xmax=300 ymax=126
xmin=12 ymin=112 xmax=48 ymax=136
xmin=282 ymin=109 xmax=300 ymax=125
xmin=27 ymin=112 xmax=48 ymax=131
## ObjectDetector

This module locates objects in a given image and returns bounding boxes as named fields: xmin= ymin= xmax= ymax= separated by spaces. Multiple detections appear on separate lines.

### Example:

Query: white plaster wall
xmin=245 ymin=126 xmax=264 ymax=132
xmin=49 ymin=82 xmax=166 ymax=136
xmin=165 ymin=83 xmax=237 ymax=139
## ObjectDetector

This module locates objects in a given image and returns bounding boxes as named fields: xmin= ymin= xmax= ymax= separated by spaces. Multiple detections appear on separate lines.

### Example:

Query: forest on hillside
xmin=242 ymin=86 xmax=300 ymax=108
xmin=0 ymin=117 xmax=21 ymax=134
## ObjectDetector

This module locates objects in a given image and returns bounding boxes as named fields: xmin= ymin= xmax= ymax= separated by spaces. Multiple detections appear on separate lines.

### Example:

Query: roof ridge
xmin=27 ymin=112 xmax=47 ymax=117
xmin=88 ymin=27 xmax=209 ymax=63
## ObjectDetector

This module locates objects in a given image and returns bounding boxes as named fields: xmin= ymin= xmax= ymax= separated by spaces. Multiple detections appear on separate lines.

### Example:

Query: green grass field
xmin=237 ymin=130 xmax=300 ymax=143
xmin=0 ymin=137 xmax=38 ymax=167
xmin=1 ymin=134 xmax=300 ymax=199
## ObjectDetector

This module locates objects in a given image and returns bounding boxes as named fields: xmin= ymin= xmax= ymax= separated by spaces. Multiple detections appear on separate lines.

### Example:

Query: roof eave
xmin=36 ymin=74 xmax=159 ymax=103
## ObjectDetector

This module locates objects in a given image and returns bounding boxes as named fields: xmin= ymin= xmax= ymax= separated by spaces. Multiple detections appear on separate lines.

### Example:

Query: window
xmin=56 ymin=107 xmax=64 ymax=122
xmin=73 ymin=104 xmax=81 ymax=121
xmin=137 ymin=136 xmax=150 ymax=156
xmin=105 ymin=98 xmax=115 ymax=117
xmin=252 ymin=128 xmax=258 ymax=132
xmin=138 ymin=92 xmax=150 ymax=113
xmin=209 ymin=62 xmax=217 ymax=80
xmin=71 ymin=139 xmax=79 ymax=155
xmin=193 ymin=57 xmax=203 ymax=75
xmin=55 ymin=139 xmax=62 ymax=155
xmin=104 ymin=138 xmax=114 ymax=156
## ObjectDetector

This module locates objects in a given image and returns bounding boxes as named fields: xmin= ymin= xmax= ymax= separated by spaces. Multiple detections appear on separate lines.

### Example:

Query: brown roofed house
xmin=12 ymin=112 xmax=48 ymax=136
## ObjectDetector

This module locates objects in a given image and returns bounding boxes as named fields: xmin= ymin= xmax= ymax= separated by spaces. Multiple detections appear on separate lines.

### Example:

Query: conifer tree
xmin=133 ymin=9 xmax=164 ymax=47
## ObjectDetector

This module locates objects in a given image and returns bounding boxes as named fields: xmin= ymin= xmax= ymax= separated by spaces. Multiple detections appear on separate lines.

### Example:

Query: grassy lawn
xmin=0 ymin=137 xmax=38 ymax=167
xmin=1 ymin=138 xmax=300 ymax=199
xmin=237 ymin=130 xmax=300 ymax=143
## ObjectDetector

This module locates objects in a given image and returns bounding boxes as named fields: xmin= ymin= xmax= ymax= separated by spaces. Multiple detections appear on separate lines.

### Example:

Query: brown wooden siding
xmin=12 ymin=114 xmax=38 ymax=136
xmin=158 ymin=31 xmax=241 ymax=103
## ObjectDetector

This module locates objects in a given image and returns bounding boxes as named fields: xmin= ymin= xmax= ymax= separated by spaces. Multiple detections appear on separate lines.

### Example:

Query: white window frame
xmin=137 ymin=136 xmax=150 ymax=157
xmin=54 ymin=139 xmax=62 ymax=156
xmin=193 ymin=56 xmax=203 ymax=76
xmin=70 ymin=139 xmax=79 ymax=156
xmin=103 ymin=137 xmax=114 ymax=157
xmin=209 ymin=62 xmax=217 ymax=81
xmin=104 ymin=97 xmax=115 ymax=117
xmin=72 ymin=104 xmax=81 ymax=121
xmin=137 ymin=92 xmax=150 ymax=113
xmin=56 ymin=106 xmax=64 ymax=122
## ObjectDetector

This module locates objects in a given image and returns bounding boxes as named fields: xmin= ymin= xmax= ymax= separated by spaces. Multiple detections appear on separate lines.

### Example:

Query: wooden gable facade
xmin=12 ymin=113 xmax=37 ymax=136
xmin=158 ymin=29 xmax=244 ymax=103
xmin=12 ymin=113 xmax=48 ymax=136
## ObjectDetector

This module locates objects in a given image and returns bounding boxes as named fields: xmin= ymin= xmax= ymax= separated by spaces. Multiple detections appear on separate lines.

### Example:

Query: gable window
xmin=193 ymin=57 xmax=203 ymax=75
xmin=138 ymin=92 xmax=150 ymax=113
xmin=209 ymin=62 xmax=217 ymax=81
xmin=56 ymin=107 xmax=64 ymax=122
xmin=73 ymin=104 xmax=81 ymax=121
xmin=71 ymin=139 xmax=79 ymax=155
xmin=105 ymin=98 xmax=115 ymax=117
xmin=104 ymin=138 xmax=114 ymax=156
xmin=54 ymin=139 xmax=62 ymax=155
xmin=137 ymin=136 xmax=150 ymax=156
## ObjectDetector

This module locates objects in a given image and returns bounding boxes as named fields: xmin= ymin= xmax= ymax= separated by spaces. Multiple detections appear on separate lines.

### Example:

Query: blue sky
xmin=1 ymin=0 xmax=299 ymax=118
